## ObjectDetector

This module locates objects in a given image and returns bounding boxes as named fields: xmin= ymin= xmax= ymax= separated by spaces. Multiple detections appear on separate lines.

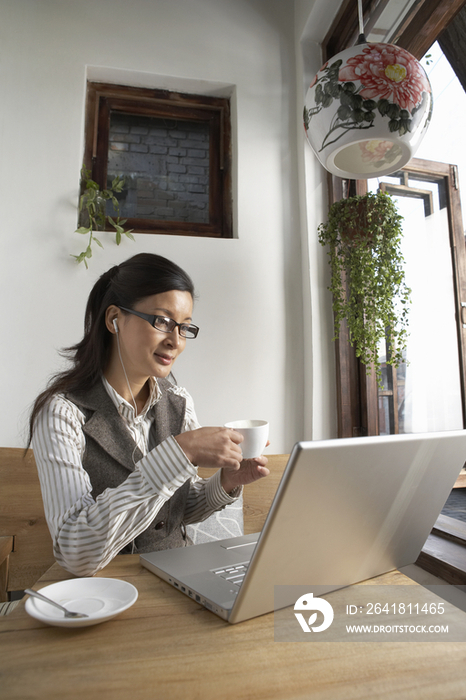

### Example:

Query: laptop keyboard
xmin=213 ymin=562 xmax=249 ymax=587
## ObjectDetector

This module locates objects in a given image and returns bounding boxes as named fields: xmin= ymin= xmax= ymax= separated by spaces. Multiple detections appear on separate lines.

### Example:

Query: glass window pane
xmin=369 ymin=179 xmax=463 ymax=433
xmin=378 ymin=395 xmax=391 ymax=436
xmin=396 ymin=361 xmax=407 ymax=433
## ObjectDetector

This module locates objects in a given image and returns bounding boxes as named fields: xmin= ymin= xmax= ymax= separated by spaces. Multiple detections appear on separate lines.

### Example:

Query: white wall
xmin=1 ymin=0 xmax=324 ymax=452
xmin=295 ymin=0 xmax=342 ymax=440
xmin=1 ymin=0 xmax=343 ymax=452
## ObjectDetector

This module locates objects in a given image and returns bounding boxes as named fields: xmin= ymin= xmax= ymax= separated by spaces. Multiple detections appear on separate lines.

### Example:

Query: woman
xmin=29 ymin=253 xmax=269 ymax=576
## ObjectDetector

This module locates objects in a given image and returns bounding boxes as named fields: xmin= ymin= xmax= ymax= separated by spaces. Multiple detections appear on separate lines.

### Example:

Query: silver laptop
xmin=140 ymin=431 xmax=466 ymax=623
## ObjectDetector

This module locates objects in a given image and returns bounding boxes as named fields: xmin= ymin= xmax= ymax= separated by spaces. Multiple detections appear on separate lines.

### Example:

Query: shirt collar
xmin=101 ymin=376 xmax=161 ymax=420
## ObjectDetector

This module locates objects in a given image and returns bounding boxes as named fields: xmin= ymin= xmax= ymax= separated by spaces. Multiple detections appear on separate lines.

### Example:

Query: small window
xmin=83 ymin=82 xmax=232 ymax=238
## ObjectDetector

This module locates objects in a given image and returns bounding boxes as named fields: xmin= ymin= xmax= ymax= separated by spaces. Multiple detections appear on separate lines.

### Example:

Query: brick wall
xmin=107 ymin=113 xmax=210 ymax=224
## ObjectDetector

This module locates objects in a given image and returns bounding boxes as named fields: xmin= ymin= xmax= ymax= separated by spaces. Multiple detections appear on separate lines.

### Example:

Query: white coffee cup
xmin=224 ymin=419 xmax=269 ymax=459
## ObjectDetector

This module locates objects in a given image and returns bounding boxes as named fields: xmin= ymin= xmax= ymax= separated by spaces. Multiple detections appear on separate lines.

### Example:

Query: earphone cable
xmin=115 ymin=331 xmax=144 ymax=465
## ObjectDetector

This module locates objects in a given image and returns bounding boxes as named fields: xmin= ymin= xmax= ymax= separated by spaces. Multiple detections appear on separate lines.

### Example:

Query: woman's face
xmin=110 ymin=290 xmax=194 ymax=383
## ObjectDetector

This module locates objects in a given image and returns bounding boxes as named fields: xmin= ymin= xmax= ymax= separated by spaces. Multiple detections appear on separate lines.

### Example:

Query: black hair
xmin=27 ymin=253 xmax=195 ymax=446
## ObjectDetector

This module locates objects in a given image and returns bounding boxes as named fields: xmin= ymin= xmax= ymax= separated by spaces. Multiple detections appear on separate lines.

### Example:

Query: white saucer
xmin=25 ymin=578 xmax=138 ymax=628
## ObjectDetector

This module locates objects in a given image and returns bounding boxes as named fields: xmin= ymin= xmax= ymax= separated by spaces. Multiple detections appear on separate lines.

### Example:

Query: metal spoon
xmin=25 ymin=588 xmax=89 ymax=619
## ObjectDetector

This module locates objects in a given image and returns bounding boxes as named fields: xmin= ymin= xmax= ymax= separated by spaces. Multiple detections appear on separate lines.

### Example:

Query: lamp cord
xmin=357 ymin=0 xmax=366 ymax=44
xmin=357 ymin=0 xmax=364 ymax=35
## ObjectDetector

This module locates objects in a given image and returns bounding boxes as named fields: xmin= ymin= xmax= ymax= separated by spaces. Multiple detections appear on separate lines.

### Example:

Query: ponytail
xmin=84 ymin=265 xmax=119 ymax=334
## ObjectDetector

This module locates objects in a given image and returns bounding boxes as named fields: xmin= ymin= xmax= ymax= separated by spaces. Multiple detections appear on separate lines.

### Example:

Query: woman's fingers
xmin=175 ymin=427 xmax=243 ymax=469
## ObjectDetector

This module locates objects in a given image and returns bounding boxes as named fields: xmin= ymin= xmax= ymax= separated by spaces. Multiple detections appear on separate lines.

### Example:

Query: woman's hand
xmin=175 ymin=427 xmax=243 ymax=470
xmin=220 ymin=454 xmax=269 ymax=494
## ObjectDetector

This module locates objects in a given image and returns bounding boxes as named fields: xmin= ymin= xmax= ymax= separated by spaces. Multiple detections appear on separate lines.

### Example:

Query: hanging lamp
xmin=303 ymin=0 xmax=433 ymax=179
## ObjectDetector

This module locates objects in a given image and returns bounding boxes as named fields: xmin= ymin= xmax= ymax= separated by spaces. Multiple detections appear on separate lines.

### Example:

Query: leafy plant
xmin=318 ymin=190 xmax=411 ymax=387
xmin=72 ymin=167 xmax=135 ymax=268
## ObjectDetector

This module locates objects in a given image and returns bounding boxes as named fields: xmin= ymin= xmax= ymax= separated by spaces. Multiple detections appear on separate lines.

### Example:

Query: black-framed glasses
xmin=118 ymin=307 xmax=199 ymax=339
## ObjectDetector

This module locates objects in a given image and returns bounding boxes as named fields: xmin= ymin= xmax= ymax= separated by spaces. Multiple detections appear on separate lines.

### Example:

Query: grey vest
xmin=66 ymin=378 xmax=192 ymax=553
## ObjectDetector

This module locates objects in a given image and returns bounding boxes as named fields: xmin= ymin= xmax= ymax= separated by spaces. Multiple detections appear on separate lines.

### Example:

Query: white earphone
xmin=112 ymin=312 xmax=140 ymax=457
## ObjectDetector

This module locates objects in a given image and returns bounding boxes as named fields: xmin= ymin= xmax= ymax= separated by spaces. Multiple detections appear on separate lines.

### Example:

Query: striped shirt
xmin=32 ymin=377 xmax=240 ymax=576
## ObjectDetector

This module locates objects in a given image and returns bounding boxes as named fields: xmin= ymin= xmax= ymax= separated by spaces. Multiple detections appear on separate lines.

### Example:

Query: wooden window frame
xmin=322 ymin=0 xmax=466 ymax=438
xmin=329 ymin=160 xmax=466 ymax=438
xmin=323 ymin=0 xmax=466 ymax=62
xmin=83 ymin=82 xmax=233 ymax=238
xmin=320 ymin=0 xmax=466 ymax=584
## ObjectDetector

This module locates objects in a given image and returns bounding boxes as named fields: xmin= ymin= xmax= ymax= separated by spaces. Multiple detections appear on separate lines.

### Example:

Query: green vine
xmin=318 ymin=190 xmax=411 ymax=387
xmin=72 ymin=167 xmax=134 ymax=268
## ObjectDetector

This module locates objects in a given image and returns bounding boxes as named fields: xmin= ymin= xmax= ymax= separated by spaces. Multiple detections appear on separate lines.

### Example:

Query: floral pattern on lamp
xmin=303 ymin=43 xmax=432 ymax=179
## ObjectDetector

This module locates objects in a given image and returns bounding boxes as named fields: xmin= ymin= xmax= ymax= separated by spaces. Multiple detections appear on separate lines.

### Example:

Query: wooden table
xmin=2 ymin=453 xmax=466 ymax=699
xmin=1 ymin=556 xmax=466 ymax=700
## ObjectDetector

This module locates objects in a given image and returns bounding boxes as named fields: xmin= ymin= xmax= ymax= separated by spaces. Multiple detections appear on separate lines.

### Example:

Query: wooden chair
xmin=0 ymin=448 xmax=286 ymax=603
xmin=0 ymin=448 xmax=54 ymax=611
xmin=2 ymin=446 xmax=461 ymax=609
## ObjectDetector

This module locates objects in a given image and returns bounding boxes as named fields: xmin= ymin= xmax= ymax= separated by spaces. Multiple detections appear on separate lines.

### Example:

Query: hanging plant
xmin=72 ymin=167 xmax=134 ymax=268
xmin=318 ymin=190 xmax=411 ymax=387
